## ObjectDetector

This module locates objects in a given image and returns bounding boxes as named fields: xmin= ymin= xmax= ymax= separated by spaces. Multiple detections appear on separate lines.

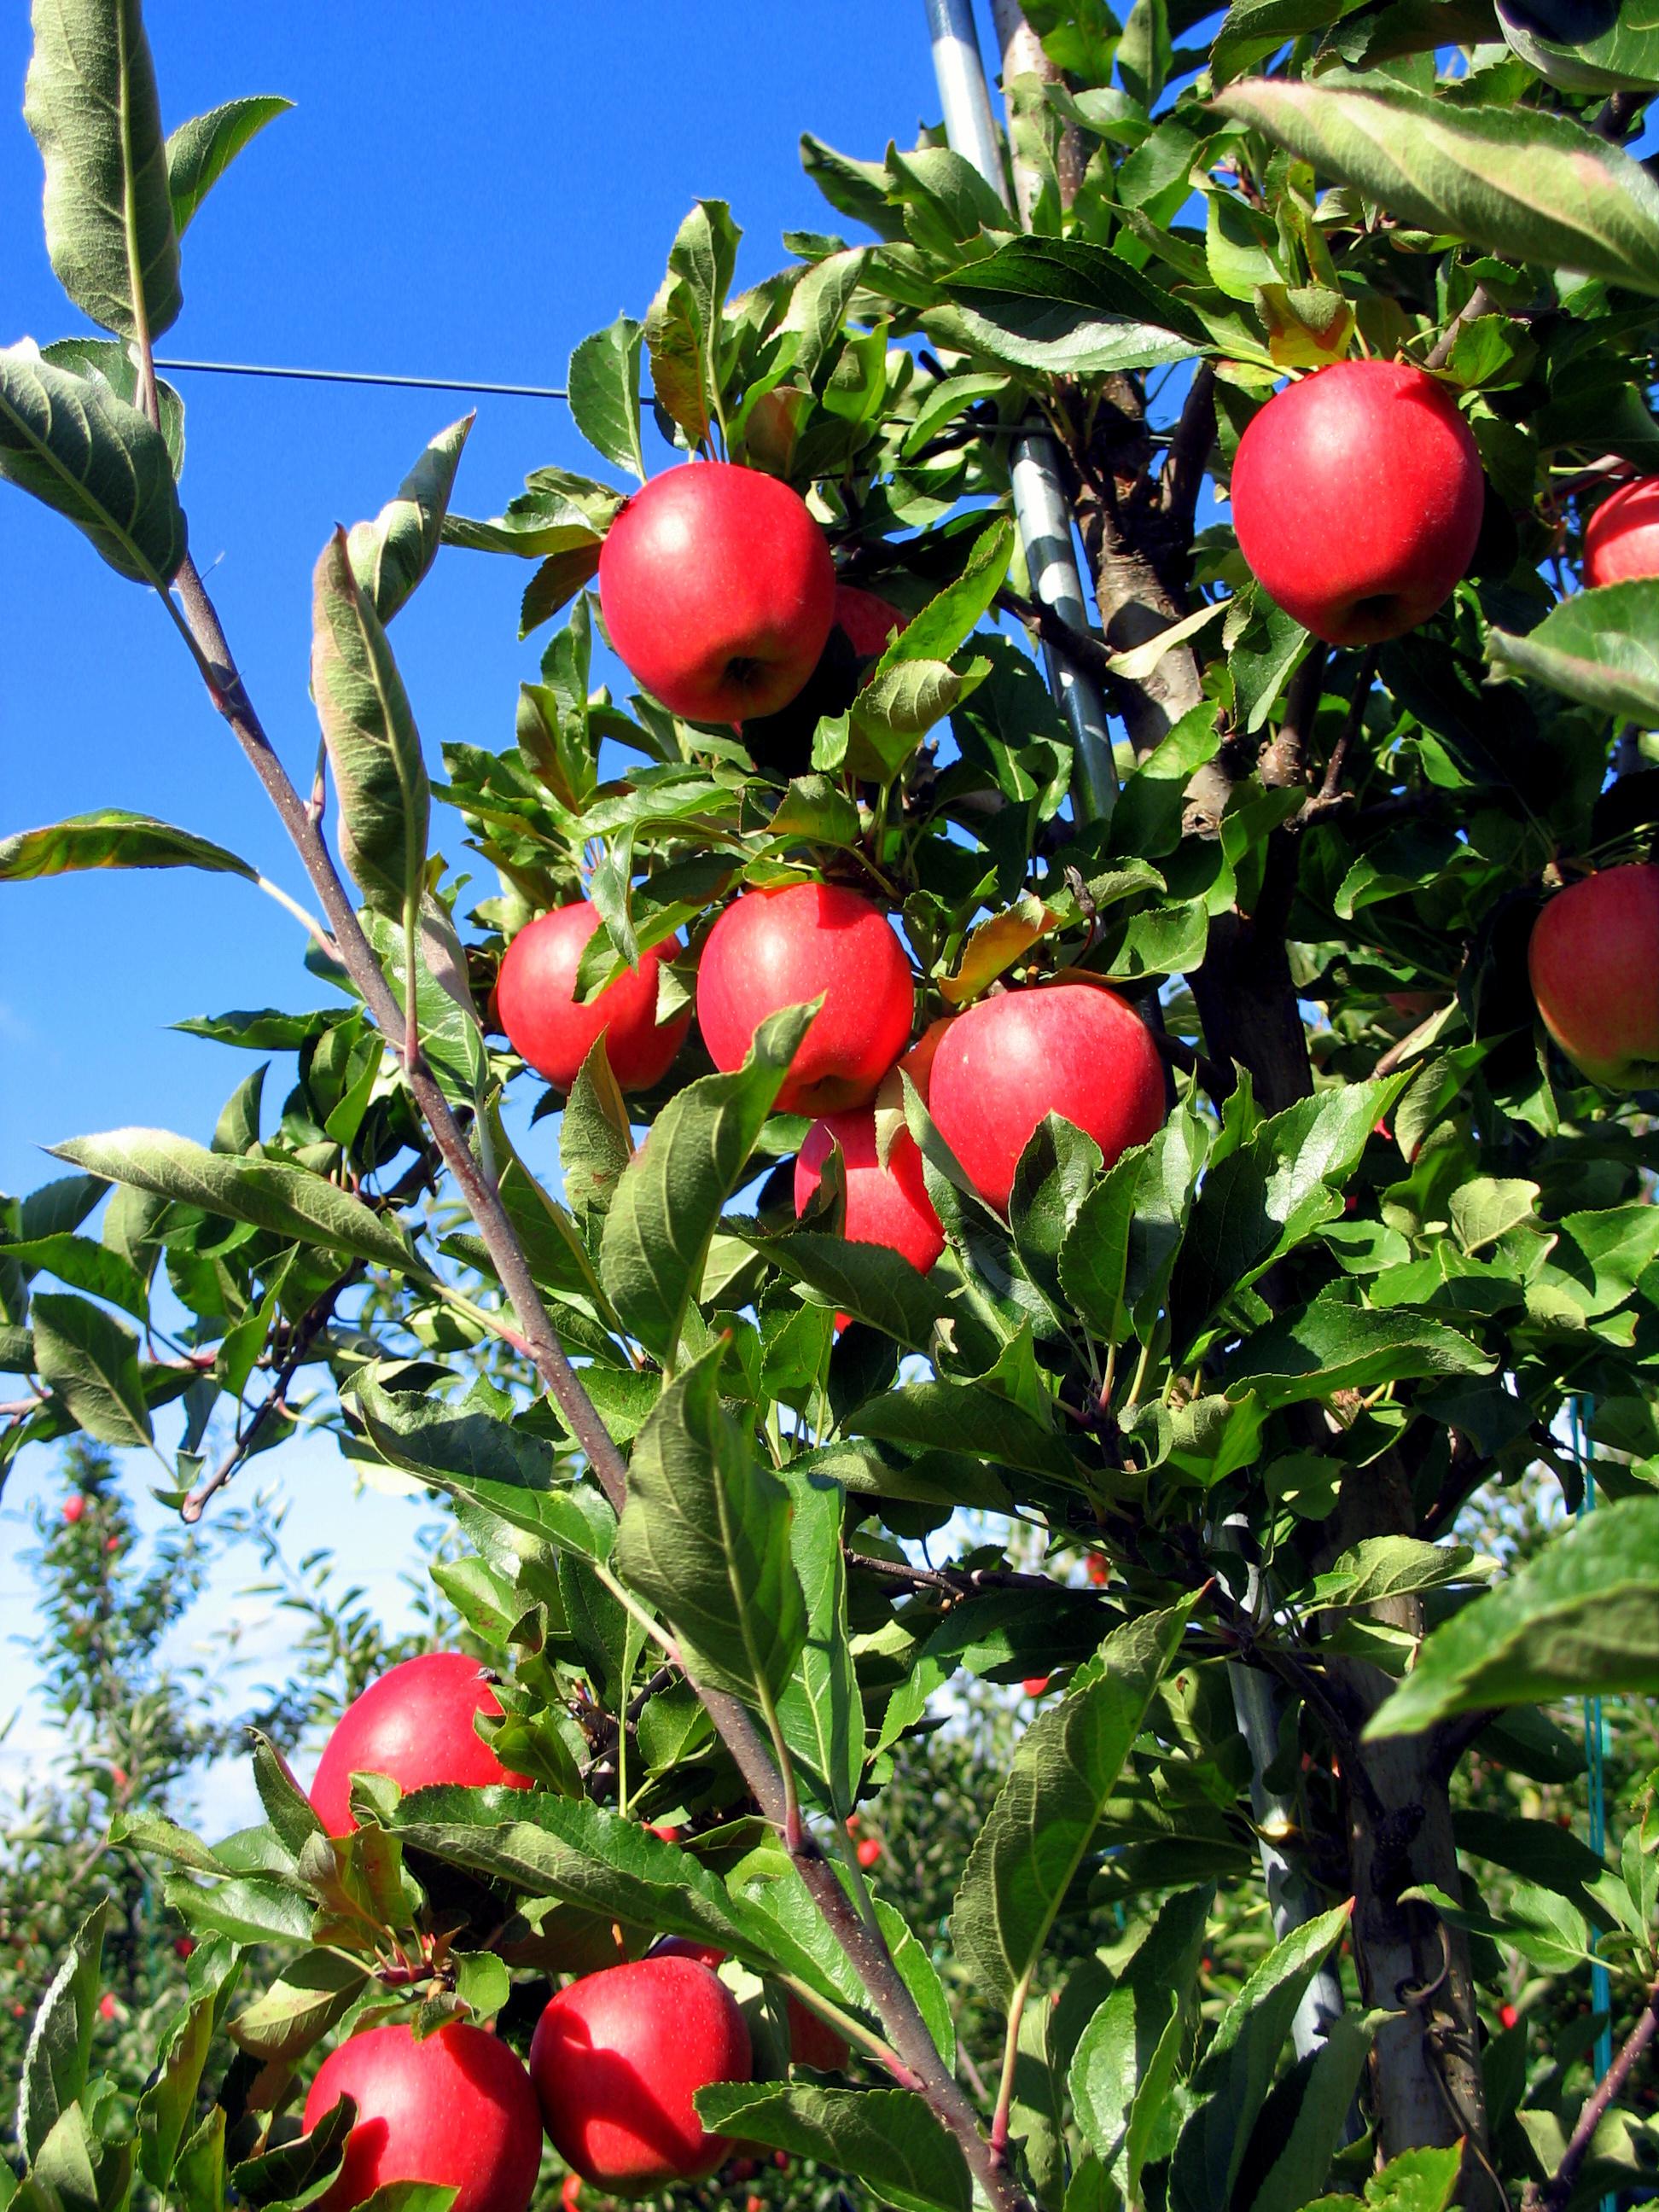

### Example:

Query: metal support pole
xmin=923 ymin=0 xmax=1118 ymax=824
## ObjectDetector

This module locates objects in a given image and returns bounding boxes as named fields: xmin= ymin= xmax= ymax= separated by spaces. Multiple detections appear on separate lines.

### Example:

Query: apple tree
xmin=3 ymin=1 xmax=1659 ymax=2209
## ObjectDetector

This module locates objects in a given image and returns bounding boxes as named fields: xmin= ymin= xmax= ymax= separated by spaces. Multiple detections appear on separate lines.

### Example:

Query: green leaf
xmin=1367 ymin=1496 xmax=1659 ymax=1738
xmin=561 ymin=1039 xmax=636 ymax=1235
xmin=847 ymin=1380 xmax=1077 ymax=1483
xmin=924 ymin=297 xmax=1199 ymax=377
xmin=165 ymin=96 xmax=292 ymax=236
xmin=768 ymin=775 xmax=862 ymax=848
xmin=1489 ymin=579 xmax=1659 ymax=725
xmin=346 ymin=416 xmax=474 ymax=625
xmin=568 ymin=315 xmax=647 ymax=482
xmin=1225 ymin=1295 xmax=1492 ymax=1409
xmin=24 ymin=0 xmax=181 ymax=339
xmin=598 ymin=1003 xmax=813 ymax=1365
xmin=230 ymin=1950 xmax=370 ymax=2064
xmin=614 ymin=1344 xmax=807 ymax=1712
xmin=1211 ymin=79 xmax=1659 ymax=298
xmin=0 ymin=341 xmax=187 ymax=584
xmin=1168 ymin=1902 xmax=1353 ymax=2212
xmin=137 ymin=1948 xmax=242 ymax=2192
xmin=775 ymin=1464 xmax=863 ymax=1818
xmin=646 ymin=200 xmax=742 ymax=447
xmin=1242 ymin=2012 xmax=1381 ymax=2212
xmin=1210 ymin=0 xmax=1369 ymax=85
xmin=364 ymin=900 xmax=486 ymax=1099
xmin=1069 ymin=1886 xmax=1210 ymax=2182
xmin=353 ymin=1372 xmax=614 ymax=1559
xmin=1 ymin=1233 xmax=148 ymax=1321
xmin=0 ymin=809 xmax=256 ymax=883
xmin=1173 ymin=1075 xmax=1408 ymax=1348
xmin=1312 ymin=1538 xmax=1482 ymax=1609
xmin=952 ymin=1606 xmax=1190 ymax=2005
xmin=1301 ymin=2145 xmax=1464 ymax=2212
xmin=696 ymin=2086 xmax=971 ymax=2212
xmin=173 ymin=2106 xmax=227 ymax=2212
xmin=1061 ymin=1101 xmax=1208 ymax=1349
xmin=41 ymin=337 xmax=183 ymax=471
xmin=311 ymin=527 xmax=430 ymax=920
xmin=18 ymin=1900 xmax=107 ymax=2164
xmin=946 ymin=236 xmax=1206 ymax=345
xmin=739 ymin=1225 xmax=951 ymax=1353
xmin=49 ymin=1128 xmax=417 ymax=1273
xmin=31 ymin=1291 xmax=152 ymax=1446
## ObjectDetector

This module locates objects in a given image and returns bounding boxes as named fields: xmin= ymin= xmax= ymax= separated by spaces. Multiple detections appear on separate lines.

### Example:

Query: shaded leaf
xmin=346 ymin=417 xmax=474 ymax=625
xmin=696 ymin=2085 xmax=970 ymax=2212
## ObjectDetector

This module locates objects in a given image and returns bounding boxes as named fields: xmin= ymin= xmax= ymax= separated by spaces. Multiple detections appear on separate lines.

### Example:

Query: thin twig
xmin=1528 ymin=1970 xmax=1659 ymax=2212
xmin=1424 ymin=286 xmax=1495 ymax=371
xmin=1299 ymin=645 xmax=1379 ymax=824
xmin=1162 ymin=361 xmax=1218 ymax=541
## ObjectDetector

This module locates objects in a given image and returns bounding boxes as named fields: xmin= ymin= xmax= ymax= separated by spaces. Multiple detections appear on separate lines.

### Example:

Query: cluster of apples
xmin=1232 ymin=358 xmax=1659 ymax=1094
xmin=500 ymin=872 xmax=1168 ymax=1277
xmin=299 ymin=1652 xmax=778 ymax=2204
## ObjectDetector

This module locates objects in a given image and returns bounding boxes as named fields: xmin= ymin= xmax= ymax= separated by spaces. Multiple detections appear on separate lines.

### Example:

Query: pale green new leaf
xmin=1301 ymin=2145 xmax=1464 ymax=2212
xmin=1367 ymin=1497 xmax=1659 ymax=1737
xmin=49 ymin=1127 xmax=418 ymax=1272
xmin=696 ymin=2086 xmax=970 ymax=2212
xmin=0 ymin=341 xmax=186 ymax=583
xmin=30 ymin=1290 xmax=153 ymax=1446
xmin=951 ymin=1605 xmax=1190 ymax=2005
xmin=311 ymin=527 xmax=430 ymax=919
xmin=18 ymin=1900 xmax=107 ymax=2163
xmin=346 ymin=416 xmax=474 ymax=624
xmin=568 ymin=315 xmax=646 ymax=481
xmin=1489 ymin=579 xmax=1659 ymax=725
xmin=0 ymin=810 xmax=255 ymax=882
xmin=1069 ymin=1886 xmax=1210 ymax=2181
xmin=25 ymin=0 xmax=181 ymax=338
xmin=165 ymin=96 xmax=291 ymax=236
xmin=614 ymin=1345 xmax=806 ymax=1712
xmin=1212 ymin=79 xmax=1659 ymax=297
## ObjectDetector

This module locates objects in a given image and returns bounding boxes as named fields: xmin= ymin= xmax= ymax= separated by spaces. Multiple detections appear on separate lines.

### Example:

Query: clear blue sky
xmin=0 ymin=0 xmax=947 ymax=1795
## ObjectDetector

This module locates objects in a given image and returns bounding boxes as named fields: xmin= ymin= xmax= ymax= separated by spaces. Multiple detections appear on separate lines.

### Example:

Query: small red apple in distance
xmin=795 ymin=1113 xmax=944 ymax=1275
xmin=1022 ymin=1676 xmax=1051 ymax=1697
xmin=1528 ymin=863 xmax=1659 ymax=1089
xmin=529 ymin=1955 xmax=751 ymax=2195
xmin=98 ymin=1992 xmax=117 ymax=2022
xmin=304 ymin=2023 xmax=541 ymax=2212
xmin=929 ymin=983 xmax=1166 ymax=1214
xmin=1584 ymin=478 xmax=1659 ymax=585
xmin=61 ymin=1494 xmax=87 ymax=1524
xmin=310 ymin=1652 xmax=532 ymax=1837
xmin=496 ymin=902 xmax=689 ymax=1092
xmin=1499 ymin=2002 xmax=1520 ymax=2030
xmin=855 ymin=1836 xmax=882 ymax=1870
xmin=598 ymin=463 xmax=835 ymax=723
xmin=696 ymin=882 xmax=914 ymax=1115
xmin=1231 ymin=359 xmax=1484 ymax=645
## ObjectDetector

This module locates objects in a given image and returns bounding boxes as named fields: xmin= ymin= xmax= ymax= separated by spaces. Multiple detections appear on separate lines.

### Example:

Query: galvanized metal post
xmin=923 ymin=0 xmax=1118 ymax=824
xmin=928 ymin=0 xmax=1344 ymax=2066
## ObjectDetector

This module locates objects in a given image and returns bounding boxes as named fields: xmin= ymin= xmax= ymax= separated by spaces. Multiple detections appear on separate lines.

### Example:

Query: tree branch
xmin=1528 ymin=1970 xmax=1659 ymax=2212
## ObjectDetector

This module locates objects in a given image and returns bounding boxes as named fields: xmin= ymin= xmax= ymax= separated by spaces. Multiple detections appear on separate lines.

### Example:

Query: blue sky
xmin=0 ymin=0 xmax=948 ymax=1807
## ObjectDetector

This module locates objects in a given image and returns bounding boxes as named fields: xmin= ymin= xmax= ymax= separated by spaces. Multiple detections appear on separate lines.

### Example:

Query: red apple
xmin=855 ymin=1837 xmax=882 ymax=1870
xmin=304 ymin=2023 xmax=541 ymax=2212
xmin=795 ymin=1113 xmax=945 ymax=1295
xmin=310 ymin=1652 xmax=532 ymax=1837
xmin=61 ymin=1495 xmax=87 ymax=1524
xmin=786 ymin=1994 xmax=848 ymax=2073
xmin=97 ymin=1992 xmax=117 ymax=2022
xmin=649 ymin=1936 xmax=727 ymax=1970
xmin=898 ymin=1016 xmax=952 ymax=1106
xmin=1528 ymin=863 xmax=1659 ymax=1089
xmin=496 ymin=902 xmax=689 ymax=1092
xmin=597 ymin=463 xmax=835 ymax=723
xmin=1022 ymin=1677 xmax=1051 ymax=1697
xmin=928 ymin=984 xmax=1166 ymax=1214
xmin=1499 ymin=2001 xmax=1520 ymax=2030
xmin=528 ymin=1955 xmax=751 ymax=2194
xmin=1583 ymin=477 xmax=1659 ymax=585
xmin=833 ymin=584 xmax=906 ymax=659
xmin=696 ymin=882 xmax=914 ymax=1115
xmin=1231 ymin=359 xmax=1484 ymax=645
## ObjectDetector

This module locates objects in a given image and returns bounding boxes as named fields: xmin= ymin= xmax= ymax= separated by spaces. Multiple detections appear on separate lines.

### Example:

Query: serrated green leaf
xmin=1368 ymin=1497 xmax=1659 ymax=1738
xmin=1069 ymin=1886 xmax=1210 ymax=2181
xmin=230 ymin=1949 xmax=369 ymax=2064
xmin=615 ymin=1344 xmax=806 ymax=1712
xmin=1225 ymin=1295 xmax=1492 ymax=1409
xmin=696 ymin=2085 xmax=970 ymax=2212
xmin=165 ymin=96 xmax=291 ymax=236
xmin=0 ymin=341 xmax=186 ymax=583
xmin=0 ymin=809 xmax=255 ymax=885
xmin=346 ymin=416 xmax=473 ymax=625
xmin=30 ymin=1290 xmax=152 ymax=1446
xmin=775 ymin=1463 xmax=862 ymax=1818
xmin=18 ymin=1901 xmax=107 ymax=2164
xmin=25 ymin=0 xmax=180 ymax=339
xmin=568 ymin=315 xmax=646 ymax=481
xmin=952 ymin=1606 xmax=1190 ymax=2005
xmin=311 ymin=527 xmax=429 ymax=919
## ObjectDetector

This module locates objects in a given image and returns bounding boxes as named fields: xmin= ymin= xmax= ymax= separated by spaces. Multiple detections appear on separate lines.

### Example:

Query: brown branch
xmin=1424 ymin=286 xmax=1495 ymax=371
xmin=1162 ymin=362 xmax=1218 ymax=543
xmin=1528 ymin=1970 xmax=1659 ymax=2212
xmin=1298 ymin=646 xmax=1379 ymax=825
xmin=996 ymin=585 xmax=1117 ymax=686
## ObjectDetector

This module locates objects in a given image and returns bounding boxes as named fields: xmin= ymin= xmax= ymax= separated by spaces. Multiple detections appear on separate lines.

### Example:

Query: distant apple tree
xmin=3 ymin=2 xmax=1659 ymax=2210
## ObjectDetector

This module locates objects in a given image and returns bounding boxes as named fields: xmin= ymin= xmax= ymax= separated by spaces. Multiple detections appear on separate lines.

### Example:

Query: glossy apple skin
xmin=929 ymin=985 xmax=1166 ymax=1214
xmin=303 ymin=2023 xmax=542 ymax=2212
xmin=597 ymin=464 xmax=835 ymax=723
xmin=1584 ymin=479 xmax=1659 ymax=586
xmin=696 ymin=883 xmax=914 ymax=1115
xmin=1231 ymin=360 xmax=1484 ymax=646
xmin=832 ymin=584 xmax=906 ymax=659
xmin=496 ymin=902 xmax=689 ymax=1093
xmin=1528 ymin=864 xmax=1659 ymax=1089
xmin=795 ymin=1112 xmax=945 ymax=1276
xmin=310 ymin=1653 xmax=531 ymax=1837
xmin=785 ymin=1994 xmax=848 ymax=2073
xmin=528 ymin=1956 xmax=752 ymax=2195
